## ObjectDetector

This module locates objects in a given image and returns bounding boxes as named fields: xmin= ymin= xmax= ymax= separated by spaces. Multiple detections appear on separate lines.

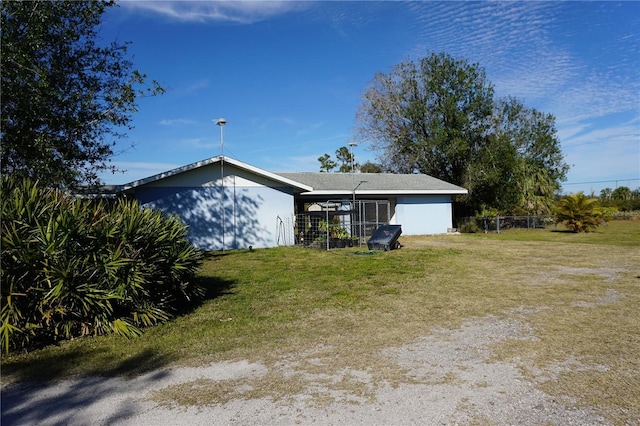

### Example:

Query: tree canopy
xmin=1 ymin=0 xmax=163 ymax=188
xmin=318 ymin=146 xmax=358 ymax=173
xmin=354 ymin=52 xmax=569 ymax=216
xmin=318 ymin=153 xmax=337 ymax=173
xmin=359 ymin=161 xmax=383 ymax=173
xmin=599 ymin=186 xmax=640 ymax=211
xmin=335 ymin=146 xmax=355 ymax=173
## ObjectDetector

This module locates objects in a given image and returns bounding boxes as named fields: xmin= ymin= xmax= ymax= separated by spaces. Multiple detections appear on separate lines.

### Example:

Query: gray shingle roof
xmin=277 ymin=172 xmax=467 ymax=195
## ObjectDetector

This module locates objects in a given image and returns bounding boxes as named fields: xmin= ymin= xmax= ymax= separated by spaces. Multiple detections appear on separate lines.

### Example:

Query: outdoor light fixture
xmin=353 ymin=180 xmax=367 ymax=203
xmin=215 ymin=118 xmax=226 ymax=155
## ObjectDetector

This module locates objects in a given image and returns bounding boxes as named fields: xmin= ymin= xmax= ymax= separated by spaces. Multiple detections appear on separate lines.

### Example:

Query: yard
xmin=2 ymin=221 xmax=639 ymax=424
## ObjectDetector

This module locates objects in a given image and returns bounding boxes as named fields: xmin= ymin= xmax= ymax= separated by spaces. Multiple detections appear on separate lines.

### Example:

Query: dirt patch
xmin=1 ymin=314 xmax=608 ymax=425
xmin=531 ymin=265 xmax=627 ymax=286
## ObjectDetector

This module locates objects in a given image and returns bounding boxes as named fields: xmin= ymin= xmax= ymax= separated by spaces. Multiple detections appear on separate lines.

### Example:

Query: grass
xmin=2 ymin=220 xmax=639 ymax=423
xmin=471 ymin=219 xmax=640 ymax=247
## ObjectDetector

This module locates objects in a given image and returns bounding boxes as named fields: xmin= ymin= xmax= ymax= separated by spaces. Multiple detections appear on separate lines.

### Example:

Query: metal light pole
xmin=348 ymin=142 xmax=358 ymax=173
xmin=352 ymin=180 xmax=366 ymax=207
xmin=216 ymin=118 xmax=226 ymax=251
xmin=352 ymin=180 xmax=366 ymax=246
xmin=348 ymin=142 xmax=359 ymax=244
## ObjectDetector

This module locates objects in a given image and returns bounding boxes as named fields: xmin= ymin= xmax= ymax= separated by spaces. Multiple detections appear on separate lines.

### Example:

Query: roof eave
xmin=119 ymin=156 xmax=313 ymax=192
xmin=120 ymin=157 xmax=219 ymax=191
xmin=299 ymin=189 xmax=468 ymax=196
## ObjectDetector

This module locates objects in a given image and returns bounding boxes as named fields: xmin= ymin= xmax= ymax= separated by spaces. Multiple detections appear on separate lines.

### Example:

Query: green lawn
xmin=473 ymin=219 xmax=640 ymax=246
xmin=3 ymin=220 xmax=639 ymax=423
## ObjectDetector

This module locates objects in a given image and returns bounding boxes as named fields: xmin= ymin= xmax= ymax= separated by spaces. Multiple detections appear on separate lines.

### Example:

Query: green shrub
xmin=458 ymin=219 xmax=479 ymax=233
xmin=612 ymin=210 xmax=640 ymax=221
xmin=318 ymin=218 xmax=349 ymax=239
xmin=555 ymin=192 xmax=603 ymax=233
xmin=1 ymin=177 xmax=203 ymax=353
xmin=600 ymin=206 xmax=618 ymax=222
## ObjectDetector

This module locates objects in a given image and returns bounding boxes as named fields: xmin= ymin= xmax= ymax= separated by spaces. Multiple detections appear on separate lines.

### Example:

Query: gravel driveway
xmin=1 ymin=315 xmax=608 ymax=425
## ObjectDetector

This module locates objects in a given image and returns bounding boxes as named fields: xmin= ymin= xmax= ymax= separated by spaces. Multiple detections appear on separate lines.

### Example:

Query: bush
xmin=458 ymin=219 xmax=479 ymax=233
xmin=555 ymin=192 xmax=603 ymax=233
xmin=600 ymin=206 xmax=618 ymax=222
xmin=0 ymin=177 xmax=203 ymax=353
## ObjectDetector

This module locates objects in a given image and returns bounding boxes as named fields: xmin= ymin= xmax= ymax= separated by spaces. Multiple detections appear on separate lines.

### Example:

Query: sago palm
xmin=555 ymin=192 xmax=603 ymax=232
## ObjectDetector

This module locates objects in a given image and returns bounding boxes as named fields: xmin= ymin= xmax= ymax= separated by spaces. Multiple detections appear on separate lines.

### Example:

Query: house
xmin=109 ymin=156 xmax=467 ymax=250
xmin=278 ymin=172 xmax=467 ymax=236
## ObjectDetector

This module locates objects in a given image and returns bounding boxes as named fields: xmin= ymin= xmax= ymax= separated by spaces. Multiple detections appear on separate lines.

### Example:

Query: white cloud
xmin=401 ymin=0 xmax=639 ymax=194
xmin=404 ymin=2 xmax=639 ymax=128
xmin=159 ymin=118 xmax=197 ymax=126
xmin=119 ymin=0 xmax=307 ymax=23
xmin=561 ymin=119 xmax=640 ymax=149
xmin=564 ymin=142 xmax=640 ymax=188
xmin=405 ymin=2 xmax=576 ymax=102
xmin=560 ymin=117 xmax=640 ymax=192
xmin=556 ymin=123 xmax=593 ymax=143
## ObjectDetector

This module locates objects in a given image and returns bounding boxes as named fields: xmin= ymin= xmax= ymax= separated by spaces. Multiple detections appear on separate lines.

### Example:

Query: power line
xmin=562 ymin=178 xmax=640 ymax=186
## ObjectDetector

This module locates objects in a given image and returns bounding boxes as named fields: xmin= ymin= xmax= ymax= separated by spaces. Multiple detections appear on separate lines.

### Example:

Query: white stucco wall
xmin=130 ymin=163 xmax=295 ymax=251
xmin=392 ymin=195 xmax=453 ymax=235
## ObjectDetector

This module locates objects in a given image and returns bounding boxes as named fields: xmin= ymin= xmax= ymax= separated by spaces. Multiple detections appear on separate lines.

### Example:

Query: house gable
xmin=117 ymin=156 xmax=308 ymax=251
xmin=121 ymin=156 xmax=312 ymax=193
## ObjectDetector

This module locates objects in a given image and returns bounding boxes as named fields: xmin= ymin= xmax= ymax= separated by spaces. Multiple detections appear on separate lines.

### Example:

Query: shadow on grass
xmin=202 ymin=248 xmax=258 ymax=260
xmin=2 ymin=275 xmax=237 ymax=385
xmin=0 ymin=348 xmax=174 ymax=425
xmin=3 ymin=347 xmax=171 ymax=380
xmin=1 ymin=275 xmax=238 ymax=424
xmin=195 ymin=275 xmax=236 ymax=300
xmin=0 ymin=275 xmax=240 ymax=424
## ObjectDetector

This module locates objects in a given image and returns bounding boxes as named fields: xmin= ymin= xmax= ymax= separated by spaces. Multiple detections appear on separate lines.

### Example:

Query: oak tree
xmin=354 ymin=52 xmax=568 ymax=216
xmin=1 ymin=0 xmax=163 ymax=188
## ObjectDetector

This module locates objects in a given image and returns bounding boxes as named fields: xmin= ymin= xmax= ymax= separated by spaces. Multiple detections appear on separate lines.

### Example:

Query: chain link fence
xmin=458 ymin=215 xmax=557 ymax=233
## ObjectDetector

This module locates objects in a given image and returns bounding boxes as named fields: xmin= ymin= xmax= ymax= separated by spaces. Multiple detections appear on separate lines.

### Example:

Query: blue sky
xmin=99 ymin=1 xmax=640 ymax=195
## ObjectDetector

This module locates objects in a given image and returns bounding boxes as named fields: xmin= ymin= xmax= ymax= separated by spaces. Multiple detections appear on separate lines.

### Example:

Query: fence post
xmin=497 ymin=215 xmax=500 ymax=233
